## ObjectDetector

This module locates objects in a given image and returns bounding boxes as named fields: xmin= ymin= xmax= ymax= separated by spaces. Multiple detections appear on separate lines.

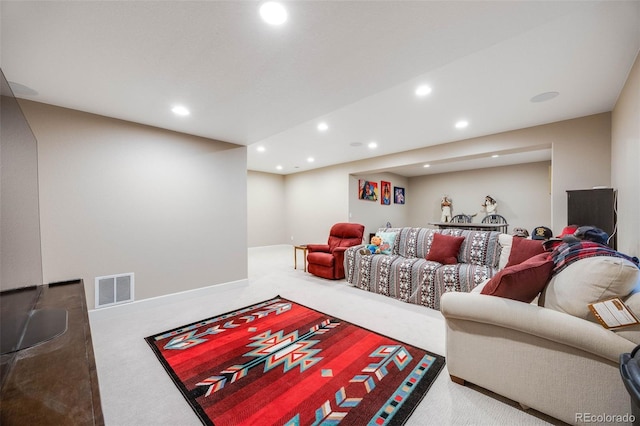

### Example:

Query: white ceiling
xmin=2 ymin=1 xmax=639 ymax=177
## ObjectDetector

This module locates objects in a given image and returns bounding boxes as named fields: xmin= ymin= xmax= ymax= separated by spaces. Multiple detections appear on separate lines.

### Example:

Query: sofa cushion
xmin=505 ymin=237 xmax=545 ymax=267
xmin=375 ymin=231 xmax=398 ymax=255
xmin=426 ymin=233 xmax=465 ymax=265
xmin=540 ymin=256 xmax=640 ymax=319
xmin=481 ymin=252 xmax=553 ymax=303
xmin=614 ymin=289 xmax=640 ymax=344
xmin=456 ymin=230 xmax=502 ymax=268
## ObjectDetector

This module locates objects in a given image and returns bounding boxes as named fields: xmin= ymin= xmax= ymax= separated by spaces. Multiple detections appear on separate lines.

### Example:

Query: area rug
xmin=145 ymin=296 xmax=445 ymax=425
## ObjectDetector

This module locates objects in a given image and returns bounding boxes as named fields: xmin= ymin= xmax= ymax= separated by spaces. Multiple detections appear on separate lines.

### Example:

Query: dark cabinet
xmin=567 ymin=188 xmax=617 ymax=249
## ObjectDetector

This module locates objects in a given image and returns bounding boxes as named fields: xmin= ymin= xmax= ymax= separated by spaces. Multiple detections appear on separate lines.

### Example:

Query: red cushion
xmin=481 ymin=252 xmax=553 ymax=303
xmin=505 ymin=237 xmax=545 ymax=267
xmin=426 ymin=233 xmax=465 ymax=265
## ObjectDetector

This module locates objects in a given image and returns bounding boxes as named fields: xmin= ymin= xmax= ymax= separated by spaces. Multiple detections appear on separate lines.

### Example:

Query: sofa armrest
xmin=440 ymin=292 xmax=635 ymax=362
xmin=307 ymin=244 xmax=330 ymax=253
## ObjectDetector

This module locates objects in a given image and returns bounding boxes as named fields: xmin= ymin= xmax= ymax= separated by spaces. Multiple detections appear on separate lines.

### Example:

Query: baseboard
xmin=88 ymin=279 xmax=249 ymax=320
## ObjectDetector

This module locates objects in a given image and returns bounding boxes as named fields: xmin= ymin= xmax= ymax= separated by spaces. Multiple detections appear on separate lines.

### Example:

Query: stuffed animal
xmin=360 ymin=235 xmax=387 ymax=255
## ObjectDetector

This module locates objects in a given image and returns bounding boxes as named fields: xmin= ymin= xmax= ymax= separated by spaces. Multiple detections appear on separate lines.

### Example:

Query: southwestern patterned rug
xmin=145 ymin=296 xmax=445 ymax=425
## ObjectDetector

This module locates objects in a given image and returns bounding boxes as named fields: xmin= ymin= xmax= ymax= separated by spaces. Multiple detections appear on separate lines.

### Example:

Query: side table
xmin=294 ymin=245 xmax=308 ymax=272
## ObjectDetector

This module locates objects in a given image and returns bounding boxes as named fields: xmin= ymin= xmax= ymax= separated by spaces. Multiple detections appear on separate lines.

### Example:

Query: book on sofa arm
xmin=588 ymin=298 xmax=640 ymax=329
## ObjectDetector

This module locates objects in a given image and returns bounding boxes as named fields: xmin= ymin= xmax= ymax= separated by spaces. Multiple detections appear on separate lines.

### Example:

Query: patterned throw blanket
xmin=551 ymin=241 xmax=640 ymax=276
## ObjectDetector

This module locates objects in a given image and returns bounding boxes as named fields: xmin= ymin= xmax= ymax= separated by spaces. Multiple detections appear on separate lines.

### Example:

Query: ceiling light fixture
xmin=171 ymin=105 xmax=190 ymax=116
xmin=368 ymin=141 xmax=377 ymax=149
xmin=317 ymin=122 xmax=328 ymax=132
xmin=492 ymin=154 xmax=499 ymax=158
xmin=307 ymin=157 xmax=315 ymax=163
xmin=423 ymin=164 xmax=431 ymax=168
xmin=256 ymin=146 xmax=266 ymax=152
xmin=276 ymin=165 xmax=283 ymax=170
xmin=530 ymin=91 xmax=559 ymax=103
xmin=260 ymin=2 xmax=288 ymax=25
xmin=455 ymin=120 xmax=469 ymax=129
xmin=415 ymin=85 xmax=432 ymax=97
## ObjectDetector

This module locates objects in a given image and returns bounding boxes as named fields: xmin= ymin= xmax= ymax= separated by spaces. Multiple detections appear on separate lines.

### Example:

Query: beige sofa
xmin=441 ymin=254 xmax=640 ymax=425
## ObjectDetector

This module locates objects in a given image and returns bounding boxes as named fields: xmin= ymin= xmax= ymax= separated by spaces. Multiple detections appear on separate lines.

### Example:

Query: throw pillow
xmin=426 ymin=233 xmax=465 ymax=265
xmin=540 ymin=256 xmax=640 ymax=319
xmin=497 ymin=234 xmax=514 ymax=270
xmin=481 ymin=252 xmax=553 ymax=303
xmin=375 ymin=231 xmax=397 ymax=255
xmin=505 ymin=237 xmax=545 ymax=267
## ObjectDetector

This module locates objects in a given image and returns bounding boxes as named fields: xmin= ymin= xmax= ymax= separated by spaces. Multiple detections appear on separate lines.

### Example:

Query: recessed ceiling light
xmin=259 ymin=2 xmax=287 ymax=25
xmin=492 ymin=154 xmax=500 ymax=158
xmin=530 ymin=91 xmax=559 ymax=103
xmin=368 ymin=141 xmax=378 ymax=149
xmin=415 ymin=85 xmax=432 ymax=97
xmin=317 ymin=122 xmax=328 ymax=132
xmin=307 ymin=157 xmax=315 ymax=163
xmin=256 ymin=146 xmax=266 ymax=152
xmin=423 ymin=164 xmax=431 ymax=168
xmin=171 ymin=105 xmax=190 ymax=116
xmin=455 ymin=120 xmax=469 ymax=129
xmin=276 ymin=165 xmax=283 ymax=170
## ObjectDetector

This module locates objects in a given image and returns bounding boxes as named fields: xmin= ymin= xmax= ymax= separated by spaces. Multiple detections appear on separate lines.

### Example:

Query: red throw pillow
xmin=426 ymin=233 xmax=465 ymax=265
xmin=505 ymin=237 xmax=545 ymax=267
xmin=481 ymin=252 xmax=553 ymax=303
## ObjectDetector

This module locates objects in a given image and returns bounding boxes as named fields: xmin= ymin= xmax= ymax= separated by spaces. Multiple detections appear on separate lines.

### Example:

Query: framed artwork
xmin=381 ymin=181 xmax=391 ymax=205
xmin=358 ymin=179 xmax=378 ymax=201
xmin=394 ymin=187 xmax=405 ymax=204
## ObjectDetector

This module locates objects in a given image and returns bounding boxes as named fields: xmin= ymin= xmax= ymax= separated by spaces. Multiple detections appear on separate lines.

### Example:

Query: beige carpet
xmin=89 ymin=245 xmax=563 ymax=425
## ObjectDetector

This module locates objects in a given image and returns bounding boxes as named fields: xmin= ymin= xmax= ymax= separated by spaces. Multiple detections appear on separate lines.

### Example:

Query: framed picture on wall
xmin=381 ymin=181 xmax=391 ymax=205
xmin=394 ymin=187 xmax=405 ymax=204
xmin=358 ymin=179 xmax=378 ymax=201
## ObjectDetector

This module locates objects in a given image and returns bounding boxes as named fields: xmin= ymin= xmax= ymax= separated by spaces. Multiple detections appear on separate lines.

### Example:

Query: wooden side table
xmin=294 ymin=245 xmax=308 ymax=272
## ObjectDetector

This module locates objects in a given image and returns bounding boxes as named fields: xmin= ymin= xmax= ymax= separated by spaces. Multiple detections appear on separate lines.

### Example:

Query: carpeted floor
xmin=90 ymin=245 xmax=564 ymax=425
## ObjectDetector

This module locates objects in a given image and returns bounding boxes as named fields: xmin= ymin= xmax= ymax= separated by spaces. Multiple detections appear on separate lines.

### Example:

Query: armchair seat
xmin=307 ymin=223 xmax=364 ymax=279
xmin=307 ymin=252 xmax=334 ymax=267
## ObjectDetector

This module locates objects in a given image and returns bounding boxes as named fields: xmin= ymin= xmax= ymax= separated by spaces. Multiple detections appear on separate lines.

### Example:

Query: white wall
xmin=247 ymin=171 xmax=287 ymax=247
xmin=612 ymin=52 xmax=640 ymax=257
xmin=407 ymin=162 xmax=551 ymax=234
xmin=19 ymin=100 xmax=248 ymax=309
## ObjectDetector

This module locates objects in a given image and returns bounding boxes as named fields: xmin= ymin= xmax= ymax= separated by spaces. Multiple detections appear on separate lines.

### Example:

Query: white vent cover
xmin=95 ymin=273 xmax=134 ymax=308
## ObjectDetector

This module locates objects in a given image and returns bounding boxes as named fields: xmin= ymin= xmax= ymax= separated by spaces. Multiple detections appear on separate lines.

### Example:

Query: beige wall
xmin=276 ymin=113 xmax=611 ymax=247
xmin=349 ymin=172 xmax=409 ymax=239
xmin=247 ymin=171 xmax=287 ymax=247
xmin=612 ymin=52 xmax=640 ymax=257
xmin=408 ymin=162 xmax=551 ymax=234
xmin=283 ymin=164 xmax=352 ymax=246
xmin=19 ymin=100 xmax=248 ymax=309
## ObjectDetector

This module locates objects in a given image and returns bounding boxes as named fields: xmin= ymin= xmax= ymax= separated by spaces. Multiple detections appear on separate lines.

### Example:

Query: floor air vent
xmin=95 ymin=273 xmax=134 ymax=308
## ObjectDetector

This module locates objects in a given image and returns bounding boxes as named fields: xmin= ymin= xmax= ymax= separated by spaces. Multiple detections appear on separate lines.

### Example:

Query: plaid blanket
xmin=551 ymin=241 xmax=639 ymax=276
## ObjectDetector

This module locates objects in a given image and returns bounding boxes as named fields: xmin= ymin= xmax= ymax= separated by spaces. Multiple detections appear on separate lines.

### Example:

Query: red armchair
xmin=307 ymin=223 xmax=365 ymax=280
